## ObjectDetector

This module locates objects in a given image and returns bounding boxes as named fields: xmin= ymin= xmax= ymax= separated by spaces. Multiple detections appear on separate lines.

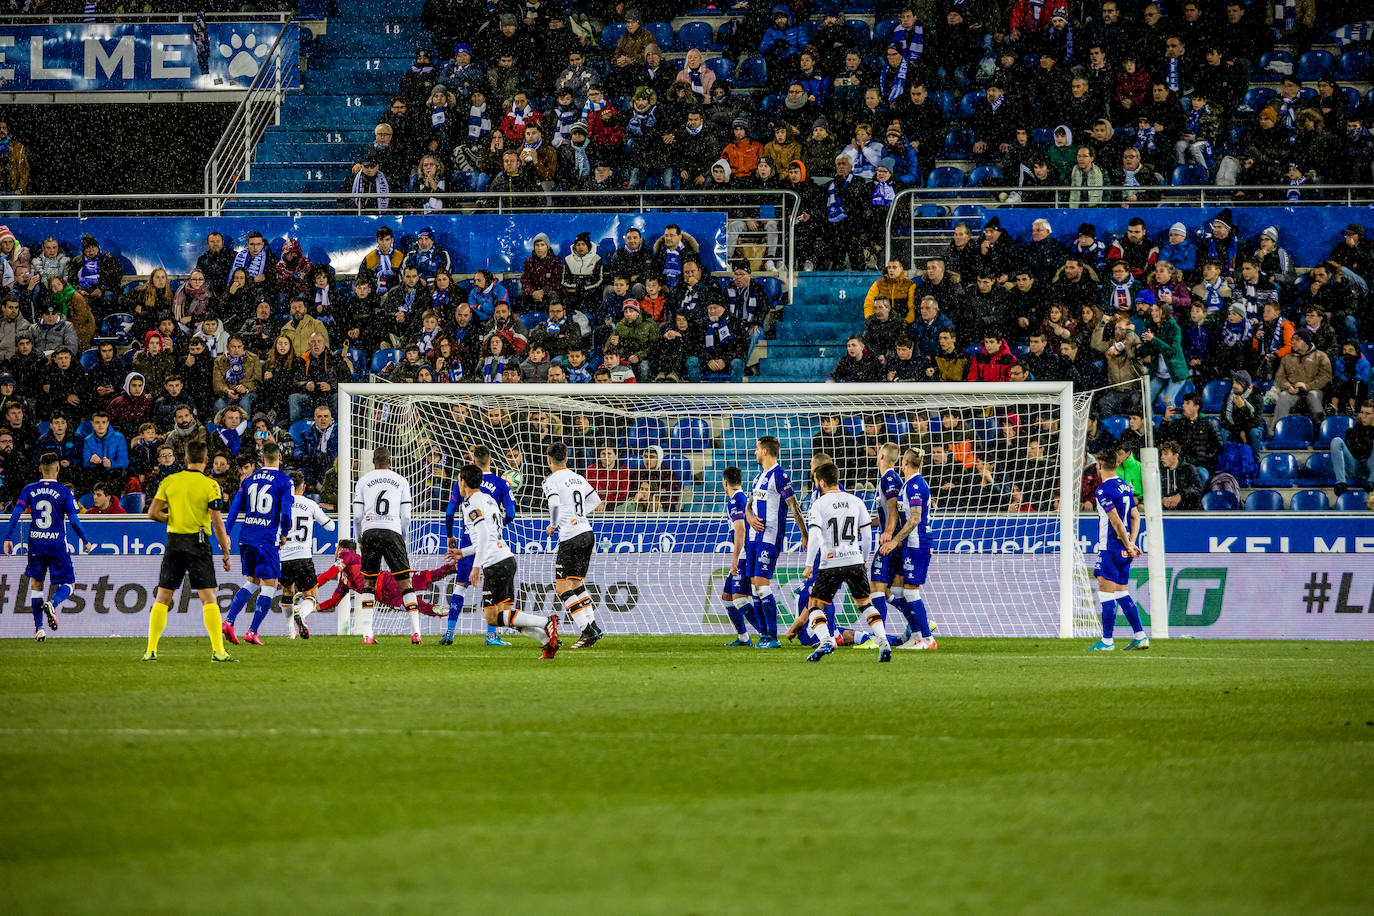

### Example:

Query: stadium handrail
xmin=203 ymin=20 xmax=302 ymax=211
xmin=884 ymin=184 xmax=1374 ymax=265
xmin=0 ymin=11 xmax=293 ymax=22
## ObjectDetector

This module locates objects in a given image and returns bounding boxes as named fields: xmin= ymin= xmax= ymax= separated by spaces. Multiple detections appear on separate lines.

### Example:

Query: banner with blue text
xmin=0 ymin=22 xmax=298 ymax=91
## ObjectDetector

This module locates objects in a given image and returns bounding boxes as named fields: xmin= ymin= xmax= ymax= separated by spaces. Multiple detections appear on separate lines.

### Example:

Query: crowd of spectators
xmin=335 ymin=0 xmax=1374 ymax=269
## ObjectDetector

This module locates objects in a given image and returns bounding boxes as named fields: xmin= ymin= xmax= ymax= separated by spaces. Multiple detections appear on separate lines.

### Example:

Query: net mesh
xmin=344 ymin=387 xmax=1100 ymax=638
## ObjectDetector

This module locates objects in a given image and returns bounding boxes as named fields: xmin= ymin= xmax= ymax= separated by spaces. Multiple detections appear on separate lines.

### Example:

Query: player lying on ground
xmin=279 ymin=470 xmax=336 ymax=639
xmin=1087 ymin=448 xmax=1149 ymax=652
xmin=877 ymin=447 xmax=937 ymax=650
xmin=318 ymin=541 xmax=456 ymax=618
xmin=4 ymin=452 xmax=92 ymax=641
xmin=798 ymin=461 xmax=891 ymax=663
xmin=543 ymin=441 xmax=606 ymax=648
xmin=454 ymin=463 xmax=561 ymax=659
xmin=222 ymin=442 xmax=293 ymax=645
xmin=142 ymin=438 xmax=236 ymax=662
xmin=445 ymin=443 xmax=516 ymax=647
xmin=719 ymin=465 xmax=764 ymax=646
xmin=743 ymin=435 xmax=807 ymax=649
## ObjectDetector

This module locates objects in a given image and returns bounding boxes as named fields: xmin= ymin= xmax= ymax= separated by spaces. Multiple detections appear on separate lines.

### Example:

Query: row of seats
xmin=1252 ymin=451 xmax=1361 ymax=487
xmin=1204 ymin=489 xmax=1367 ymax=511
xmin=1098 ymin=409 xmax=1356 ymax=453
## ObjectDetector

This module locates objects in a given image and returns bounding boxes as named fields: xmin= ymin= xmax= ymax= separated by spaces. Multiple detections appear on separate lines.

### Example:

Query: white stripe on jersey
xmin=543 ymin=467 xmax=601 ymax=543
xmin=463 ymin=491 xmax=514 ymax=567
xmin=281 ymin=494 xmax=335 ymax=562
xmin=353 ymin=470 xmax=412 ymax=535
xmin=805 ymin=491 xmax=872 ymax=570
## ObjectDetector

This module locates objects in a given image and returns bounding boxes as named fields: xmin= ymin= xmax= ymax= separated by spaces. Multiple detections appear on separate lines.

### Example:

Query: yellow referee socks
xmin=146 ymin=603 xmax=170 ymax=654
xmin=203 ymin=603 xmax=226 ymax=655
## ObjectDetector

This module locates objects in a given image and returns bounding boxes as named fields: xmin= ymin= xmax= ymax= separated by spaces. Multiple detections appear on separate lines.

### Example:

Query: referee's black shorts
xmin=360 ymin=529 xmax=411 ymax=577
xmin=158 ymin=532 xmax=218 ymax=591
xmin=481 ymin=556 xmax=517 ymax=610
xmin=811 ymin=563 xmax=871 ymax=605
xmin=554 ymin=531 xmax=595 ymax=581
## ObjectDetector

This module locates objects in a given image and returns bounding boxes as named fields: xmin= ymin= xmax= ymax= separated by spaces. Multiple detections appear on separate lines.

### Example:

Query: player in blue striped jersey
xmin=3 ymin=453 xmax=92 ymax=641
xmin=222 ymin=442 xmax=294 ymax=645
xmin=870 ymin=441 xmax=917 ymax=644
xmin=1087 ymin=449 xmax=1147 ymax=651
xmin=719 ymin=466 xmax=762 ymax=646
xmin=878 ymin=447 xmax=936 ymax=650
xmin=444 ymin=444 xmax=516 ymax=646
xmin=744 ymin=436 xmax=807 ymax=648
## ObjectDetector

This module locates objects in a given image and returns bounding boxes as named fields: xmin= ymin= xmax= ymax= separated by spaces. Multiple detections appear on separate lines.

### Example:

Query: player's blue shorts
xmin=721 ymin=571 xmax=750 ymax=598
xmin=453 ymin=554 xmax=475 ymax=585
xmin=745 ymin=540 xmax=780 ymax=580
xmin=1094 ymin=547 xmax=1133 ymax=586
xmin=901 ymin=545 xmax=932 ymax=587
xmin=239 ymin=542 xmax=282 ymax=580
xmin=869 ymin=548 xmax=899 ymax=585
xmin=25 ymin=550 xmax=74 ymax=586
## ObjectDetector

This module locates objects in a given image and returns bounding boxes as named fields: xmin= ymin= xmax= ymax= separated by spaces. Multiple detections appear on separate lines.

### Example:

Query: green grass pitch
xmin=2 ymin=636 xmax=1372 ymax=915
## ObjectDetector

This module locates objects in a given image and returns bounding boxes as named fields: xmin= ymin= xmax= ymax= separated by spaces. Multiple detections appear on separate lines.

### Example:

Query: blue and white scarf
xmin=1165 ymin=57 xmax=1181 ymax=92
xmin=1121 ymin=167 xmax=1141 ymax=187
xmin=231 ymin=248 xmax=267 ymax=279
xmin=826 ymin=176 xmax=850 ymax=223
xmin=1206 ymin=235 xmax=1238 ymax=275
xmin=1287 ymin=174 xmax=1306 ymax=202
xmin=1134 ymin=125 xmax=1157 ymax=154
xmin=400 ymin=287 xmax=418 ymax=313
xmin=78 ymin=257 xmax=100 ymax=289
xmin=1274 ymin=0 xmax=1296 ymax=31
xmin=725 ymin=285 xmax=759 ymax=323
xmin=581 ymin=96 xmax=607 ymax=123
xmin=418 ymin=326 xmax=440 ymax=354
xmin=892 ymin=24 xmax=923 ymax=62
xmin=686 ymin=67 xmax=706 ymax=98
xmin=871 ymin=179 xmax=895 ymax=207
xmin=627 ymin=105 xmax=657 ymax=138
xmin=372 ymin=246 xmax=397 ymax=293
xmin=570 ymin=141 xmax=590 ymax=178
xmin=314 ymin=284 xmax=330 ymax=309
xmin=430 ymin=104 xmax=447 ymax=129
xmin=705 ymin=318 xmax=734 ymax=352
xmin=1278 ymin=96 xmax=1299 ymax=128
xmin=567 ymin=363 xmax=591 ymax=383
xmin=432 ymin=287 xmax=451 ymax=310
xmin=880 ymin=61 xmax=907 ymax=105
xmin=662 ymin=244 xmax=683 ymax=287
xmin=1201 ymin=277 xmax=1225 ymax=311
xmin=482 ymin=355 xmax=509 ymax=383
xmin=1110 ymin=279 xmax=1134 ymax=312
xmin=468 ymin=102 xmax=491 ymax=140
xmin=553 ymin=105 xmax=577 ymax=146
xmin=223 ymin=356 xmax=244 ymax=387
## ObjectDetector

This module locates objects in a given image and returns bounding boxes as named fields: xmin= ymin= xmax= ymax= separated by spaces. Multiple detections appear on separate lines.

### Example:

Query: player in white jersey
xmin=799 ymin=462 xmax=891 ymax=663
xmin=457 ymin=464 xmax=560 ymax=659
xmin=351 ymin=446 xmax=424 ymax=645
xmin=542 ymin=441 xmax=605 ymax=648
xmin=278 ymin=471 xmax=336 ymax=640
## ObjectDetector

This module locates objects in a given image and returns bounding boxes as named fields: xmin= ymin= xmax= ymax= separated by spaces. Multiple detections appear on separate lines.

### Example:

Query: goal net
xmin=339 ymin=383 xmax=1099 ymax=639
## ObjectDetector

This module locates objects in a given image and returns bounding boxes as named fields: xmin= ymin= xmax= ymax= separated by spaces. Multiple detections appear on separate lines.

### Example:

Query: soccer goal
xmin=338 ymin=383 xmax=1103 ymax=638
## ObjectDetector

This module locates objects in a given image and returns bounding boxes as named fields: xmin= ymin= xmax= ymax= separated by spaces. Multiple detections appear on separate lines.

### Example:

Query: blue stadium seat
xmin=760 ymin=93 xmax=784 ymax=115
xmin=120 ymin=493 xmax=145 ymax=514
xmin=290 ymin=418 xmax=313 ymax=443
xmin=756 ymin=276 xmax=783 ymax=308
xmin=929 ymin=90 xmax=956 ymax=120
xmin=957 ymin=90 xmax=985 ymax=120
xmin=1338 ymin=49 xmax=1371 ymax=80
xmin=1316 ymin=415 xmax=1354 ymax=448
xmin=1032 ymin=126 xmax=1054 ymax=146
xmin=676 ymin=22 xmax=716 ymax=53
xmin=1341 ymin=85 xmax=1362 ymax=114
xmin=369 ymin=348 xmax=402 ymax=374
xmin=121 ymin=279 xmax=144 ymax=296
xmin=1170 ymin=164 xmax=1209 ymax=186
xmin=734 ymin=56 xmax=767 ymax=89
xmin=344 ymin=347 xmax=366 ymax=381
xmin=1254 ymin=453 xmax=1298 ymax=486
xmin=77 ymin=493 xmax=94 ymax=510
xmin=99 ymin=312 xmax=135 ymax=342
xmin=885 ymin=415 xmax=911 ymax=438
xmin=704 ymin=56 xmax=733 ymax=83
xmin=1202 ymin=490 xmax=1239 ymax=511
xmin=79 ymin=348 xmax=99 ymax=371
xmin=663 ymin=453 xmax=693 ymax=485
xmin=669 ymin=418 xmax=711 ymax=451
xmin=1290 ymin=489 xmax=1330 ymax=511
xmin=1269 ymin=415 xmax=1313 ymax=449
xmin=926 ymin=166 xmax=965 ymax=188
xmin=1200 ymin=378 xmax=1230 ymax=413
xmin=1196 ymin=466 xmax=1210 ymax=488
xmin=1335 ymin=490 xmax=1369 ymax=510
xmin=1100 ymin=415 xmax=1130 ymax=440
xmin=940 ymin=127 xmax=973 ymax=158
xmin=967 ymin=165 xmax=1002 ymax=187
xmin=1302 ymin=453 xmax=1337 ymax=485
xmin=623 ymin=417 xmax=667 ymax=450
xmin=1240 ymin=86 xmax=1277 ymax=112
xmin=1244 ymin=489 xmax=1285 ymax=511
xmin=871 ymin=18 xmax=898 ymax=51
xmin=37 ymin=421 xmax=49 ymax=437
xmin=643 ymin=21 xmax=673 ymax=49
xmin=1257 ymin=50 xmax=1292 ymax=75
xmin=1296 ymin=49 xmax=1334 ymax=80
xmin=845 ymin=19 xmax=871 ymax=47
xmin=600 ymin=23 xmax=627 ymax=50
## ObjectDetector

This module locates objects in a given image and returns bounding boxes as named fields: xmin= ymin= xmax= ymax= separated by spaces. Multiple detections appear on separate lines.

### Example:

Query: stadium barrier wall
xmin=4 ymin=551 xmax=1372 ymax=640
xmin=10 ymin=212 xmax=729 ymax=276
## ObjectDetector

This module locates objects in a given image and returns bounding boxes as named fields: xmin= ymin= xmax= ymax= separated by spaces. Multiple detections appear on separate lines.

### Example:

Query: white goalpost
xmin=337 ymin=382 xmax=1122 ymax=639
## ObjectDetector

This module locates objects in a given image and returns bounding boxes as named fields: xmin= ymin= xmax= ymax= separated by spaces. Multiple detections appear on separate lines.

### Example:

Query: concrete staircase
xmin=758 ymin=271 xmax=871 ymax=382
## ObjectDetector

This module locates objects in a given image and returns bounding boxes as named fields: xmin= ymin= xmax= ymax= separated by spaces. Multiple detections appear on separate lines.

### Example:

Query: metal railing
xmin=202 ymin=21 xmax=301 ymax=214
xmin=884 ymin=183 xmax=1374 ymax=267
xmin=0 ymin=11 xmax=292 ymax=23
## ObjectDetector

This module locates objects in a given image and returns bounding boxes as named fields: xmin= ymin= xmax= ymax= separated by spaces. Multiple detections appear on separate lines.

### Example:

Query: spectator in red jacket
xmin=519 ymin=233 xmax=563 ymax=311
xmin=82 ymin=481 xmax=127 ymax=514
xmin=967 ymin=333 xmax=1018 ymax=382
xmin=585 ymin=445 xmax=632 ymax=506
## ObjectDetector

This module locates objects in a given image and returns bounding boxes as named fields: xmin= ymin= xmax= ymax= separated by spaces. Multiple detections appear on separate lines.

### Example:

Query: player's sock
xmin=724 ymin=599 xmax=748 ymax=636
xmin=520 ymin=625 xmax=551 ymax=645
xmin=891 ymin=593 xmax=917 ymax=632
xmin=226 ymin=584 xmax=257 ymax=625
xmin=861 ymin=604 xmax=888 ymax=646
xmin=563 ymin=588 xmax=595 ymax=631
xmin=1117 ymin=594 xmax=1145 ymax=638
xmin=757 ymin=586 xmax=778 ymax=638
xmin=298 ymin=596 xmax=315 ymax=619
xmin=146 ymin=602 xmax=169 ymax=654
xmin=1098 ymin=591 xmax=1117 ymax=644
xmin=249 ymin=586 xmax=276 ymax=634
xmin=358 ymin=596 xmax=376 ymax=639
xmin=402 ymin=591 xmax=422 ymax=636
xmin=870 ymin=594 xmax=889 ymax=624
xmin=49 ymin=584 xmax=73 ymax=610
xmin=903 ymin=588 xmax=931 ymax=639
xmin=408 ymin=610 xmax=421 ymax=636
xmin=507 ymin=610 xmax=548 ymax=630
xmin=203 ymin=603 xmax=226 ymax=655
xmin=750 ymin=595 xmax=765 ymax=637
xmin=808 ymin=608 xmax=834 ymax=647
xmin=29 ymin=596 xmax=42 ymax=630
xmin=731 ymin=597 xmax=756 ymax=634
xmin=446 ymin=591 xmax=464 ymax=634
